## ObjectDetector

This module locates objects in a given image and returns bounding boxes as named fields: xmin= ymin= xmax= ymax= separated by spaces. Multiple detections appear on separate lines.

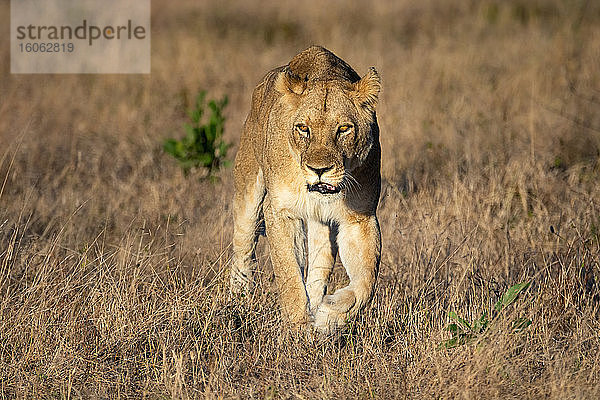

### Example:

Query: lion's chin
xmin=307 ymin=182 xmax=341 ymax=195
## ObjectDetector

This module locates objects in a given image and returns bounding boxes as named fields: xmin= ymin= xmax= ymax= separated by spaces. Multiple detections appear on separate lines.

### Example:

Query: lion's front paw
xmin=230 ymin=265 xmax=254 ymax=294
xmin=312 ymin=288 xmax=356 ymax=335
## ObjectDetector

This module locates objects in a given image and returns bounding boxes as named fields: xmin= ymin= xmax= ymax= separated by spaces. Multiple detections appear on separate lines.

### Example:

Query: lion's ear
xmin=275 ymin=67 xmax=307 ymax=95
xmin=353 ymin=67 xmax=381 ymax=111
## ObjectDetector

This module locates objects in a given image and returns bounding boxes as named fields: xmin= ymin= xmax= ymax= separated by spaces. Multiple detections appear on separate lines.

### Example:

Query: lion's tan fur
xmin=232 ymin=46 xmax=382 ymax=333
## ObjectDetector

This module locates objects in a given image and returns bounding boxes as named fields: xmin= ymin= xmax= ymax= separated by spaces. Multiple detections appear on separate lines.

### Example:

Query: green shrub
xmin=164 ymin=91 xmax=231 ymax=177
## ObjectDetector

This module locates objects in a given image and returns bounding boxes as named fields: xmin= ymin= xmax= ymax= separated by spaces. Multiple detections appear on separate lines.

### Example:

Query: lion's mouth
xmin=307 ymin=182 xmax=340 ymax=194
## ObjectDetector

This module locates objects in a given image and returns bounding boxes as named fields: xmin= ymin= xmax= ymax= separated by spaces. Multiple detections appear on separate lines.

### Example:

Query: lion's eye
xmin=337 ymin=124 xmax=353 ymax=134
xmin=295 ymin=124 xmax=310 ymax=137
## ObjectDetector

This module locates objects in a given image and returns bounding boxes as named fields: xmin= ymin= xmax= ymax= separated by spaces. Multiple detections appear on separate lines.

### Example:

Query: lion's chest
xmin=270 ymin=184 xmax=346 ymax=224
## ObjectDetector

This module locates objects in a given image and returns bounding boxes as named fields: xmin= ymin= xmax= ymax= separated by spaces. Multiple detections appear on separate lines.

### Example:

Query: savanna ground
xmin=1 ymin=0 xmax=600 ymax=398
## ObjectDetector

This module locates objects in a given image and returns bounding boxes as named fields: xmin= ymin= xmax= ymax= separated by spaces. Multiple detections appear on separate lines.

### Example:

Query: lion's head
xmin=273 ymin=47 xmax=381 ymax=197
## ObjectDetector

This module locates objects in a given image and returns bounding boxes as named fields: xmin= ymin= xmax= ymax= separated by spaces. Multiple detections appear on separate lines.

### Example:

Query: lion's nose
xmin=306 ymin=164 xmax=333 ymax=178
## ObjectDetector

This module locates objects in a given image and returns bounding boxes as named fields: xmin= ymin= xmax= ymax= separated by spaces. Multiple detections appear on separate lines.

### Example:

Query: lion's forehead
xmin=295 ymin=86 xmax=357 ymax=125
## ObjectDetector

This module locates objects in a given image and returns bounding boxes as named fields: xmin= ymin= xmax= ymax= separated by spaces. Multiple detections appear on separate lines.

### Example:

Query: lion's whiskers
xmin=341 ymin=171 xmax=360 ymax=195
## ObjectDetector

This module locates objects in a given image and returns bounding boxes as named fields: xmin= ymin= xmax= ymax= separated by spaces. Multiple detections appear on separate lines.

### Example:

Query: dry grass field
xmin=1 ymin=0 xmax=600 ymax=398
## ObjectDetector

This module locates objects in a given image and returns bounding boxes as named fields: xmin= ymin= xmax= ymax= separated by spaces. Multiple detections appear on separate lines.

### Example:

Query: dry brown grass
xmin=1 ymin=0 xmax=600 ymax=398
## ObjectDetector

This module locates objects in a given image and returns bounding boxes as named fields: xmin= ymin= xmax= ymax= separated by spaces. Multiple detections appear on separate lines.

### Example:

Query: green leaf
xmin=494 ymin=281 xmax=531 ymax=312
xmin=473 ymin=312 xmax=489 ymax=333
xmin=208 ymin=100 xmax=217 ymax=113
xmin=449 ymin=311 xmax=472 ymax=332
xmin=441 ymin=337 xmax=460 ymax=349
xmin=195 ymin=91 xmax=206 ymax=110
xmin=163 ymin=139 xmax=177 ymax=156
xmin=183 ymin=123 xmax=196 ymax=142
xmin=174 ymin=141 xmax=186 ymax=158
xmin=197 ymin=153 xmax=213 ymax=167
xmin=206 ymin=121 xmax=216 ymax=142
xmin=218 ymin=141 xmax=229 ymax=157
xmin=445 ymin=323 xmax=458 ymax=333
xmin=189 ymin=109 xmax=201 ymax=124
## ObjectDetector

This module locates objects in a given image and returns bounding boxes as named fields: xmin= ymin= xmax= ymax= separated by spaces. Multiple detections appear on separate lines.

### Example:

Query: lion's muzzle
xmin=307 ymin=182 xmax=340 ymax=194
xmin=304 ymin=162 xmax=342 ymax=194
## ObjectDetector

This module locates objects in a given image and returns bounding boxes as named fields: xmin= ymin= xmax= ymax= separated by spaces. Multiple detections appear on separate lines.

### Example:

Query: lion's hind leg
xmin=231 ymin=160 xmax=265 ymax=294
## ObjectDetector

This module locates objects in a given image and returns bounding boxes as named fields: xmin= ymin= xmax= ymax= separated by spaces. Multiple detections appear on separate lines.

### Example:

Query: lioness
xmin=232 ymin=46 xmax=381 ymax=334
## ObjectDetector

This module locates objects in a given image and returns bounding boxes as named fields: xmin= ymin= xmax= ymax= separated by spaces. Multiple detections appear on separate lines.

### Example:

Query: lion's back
xmin=288 ymin=45 xmax=361 ymax=84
